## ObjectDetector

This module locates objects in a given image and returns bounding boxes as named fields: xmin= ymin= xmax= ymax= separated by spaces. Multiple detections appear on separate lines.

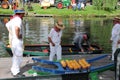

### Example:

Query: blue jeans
xmin=77 ymin=3 xmax=81 ymax=10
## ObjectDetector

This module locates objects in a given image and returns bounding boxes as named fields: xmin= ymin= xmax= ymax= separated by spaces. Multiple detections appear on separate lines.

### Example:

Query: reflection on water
xmin=0 ymin=17 xmax=113 ymax=57
xmin=24 ymin=17 xmax=54 ymax=44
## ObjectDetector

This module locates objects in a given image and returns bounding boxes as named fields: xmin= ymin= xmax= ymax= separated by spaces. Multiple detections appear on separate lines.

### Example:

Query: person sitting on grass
xmin=71 ymin=0 xmax=77 ymax=11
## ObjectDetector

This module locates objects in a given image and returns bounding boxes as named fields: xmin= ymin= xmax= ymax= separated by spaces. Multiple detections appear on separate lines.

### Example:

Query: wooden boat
xmin=3 ymin=44 xmax=103 ymax=56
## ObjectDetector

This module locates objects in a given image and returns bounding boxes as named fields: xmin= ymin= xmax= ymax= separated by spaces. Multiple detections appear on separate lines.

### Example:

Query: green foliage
xmin=0 ymin=8 xmax=13 ymax=14
xmin=93 ymin=0 xmax=103 ymax=10
xmin=90 ymin=18 xmax=113 ymax=53
xmin=93 ymin=0 xmax=118 ymax=11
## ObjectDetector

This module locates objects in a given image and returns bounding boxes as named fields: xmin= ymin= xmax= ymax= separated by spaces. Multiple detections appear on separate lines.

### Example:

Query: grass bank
xmin=0 ymin=3 xmax=120 ymax=17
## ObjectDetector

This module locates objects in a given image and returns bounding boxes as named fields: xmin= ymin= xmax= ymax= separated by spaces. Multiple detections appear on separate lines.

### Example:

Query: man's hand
xmin=18 ymin=34 xmax=22 ymax=39
xmin=89 ymin=46 xmax=95 ymax=50
xmin=48 ymin=37 xmax=55 ymax=46
xmin=52 ymin=43 xmax=55 ymax=46
xmin=81 ymin=48 xmax=84 ymax=52
xmin=118 ymin=40 xmax=120 ymax=44
xmin=109 ymin=40 xmax=113 ymax=43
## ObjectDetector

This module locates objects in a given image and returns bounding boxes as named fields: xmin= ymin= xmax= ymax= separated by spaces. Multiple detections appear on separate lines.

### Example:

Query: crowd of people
xmin=71 ymin=0 xmax=85 ymax=11
xmin=1 ymin=0 xmax=31 ymax=10
xmin=6 ymin=0 xmax=19 ymax=10
xmin=2 ymin=0 xmax=86 ymax=10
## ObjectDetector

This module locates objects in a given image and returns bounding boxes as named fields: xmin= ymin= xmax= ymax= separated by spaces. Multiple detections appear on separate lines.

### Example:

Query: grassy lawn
xmin=0 ymin=3 xmax=120 ymax=17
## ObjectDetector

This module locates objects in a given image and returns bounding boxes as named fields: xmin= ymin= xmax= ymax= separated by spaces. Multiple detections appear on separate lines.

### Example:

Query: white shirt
xmin=7 ymin=16 xmax=23 ymax=40
xmin=111 ymin=23 xmax=120 ymax=43
xmin=48 ymin=28 xmax=62 ymax=45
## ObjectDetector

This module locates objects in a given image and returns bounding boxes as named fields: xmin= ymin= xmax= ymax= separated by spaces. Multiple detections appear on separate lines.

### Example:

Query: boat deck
xmin=0 ymin=54 xmax=115 ymax=80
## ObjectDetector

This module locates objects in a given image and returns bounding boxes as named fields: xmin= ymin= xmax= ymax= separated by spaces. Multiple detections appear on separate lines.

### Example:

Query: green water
xmin=0 ymin=17 xmax=113 ymax=57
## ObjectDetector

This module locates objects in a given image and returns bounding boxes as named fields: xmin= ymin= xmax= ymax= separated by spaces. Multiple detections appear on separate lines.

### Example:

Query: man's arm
xmin=15 ymin=26 xmax=22 ymax=39
xmin=78 ymin=36 xmax=84 ymax=52
xmin=48 ymin=37 xmax=55 ymax=46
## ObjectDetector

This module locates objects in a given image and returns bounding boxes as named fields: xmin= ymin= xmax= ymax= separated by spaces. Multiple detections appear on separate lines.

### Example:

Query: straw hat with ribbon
xmin=55 ymin=21 xmax=65 ymax=30
xmin=113 ymin=17 xmax=120 ymax=21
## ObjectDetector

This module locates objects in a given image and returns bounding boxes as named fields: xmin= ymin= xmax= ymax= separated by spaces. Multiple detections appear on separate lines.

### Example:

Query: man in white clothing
xmin=6 ymin=8 xmax=25 ymax=77
xmin=110 ymin=17 xmax=120 ymax=61
xmin=48 ymin=21 xmax=65 ymax=61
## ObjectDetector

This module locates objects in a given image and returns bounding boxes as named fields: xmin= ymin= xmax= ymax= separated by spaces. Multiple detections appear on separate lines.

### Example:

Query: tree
xmin=93 ymin=0 xmax=118 ymax=11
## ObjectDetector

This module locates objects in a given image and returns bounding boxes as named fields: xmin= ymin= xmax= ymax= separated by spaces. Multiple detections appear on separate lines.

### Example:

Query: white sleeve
xmin=48 ymin=28 xmax=54 ymax=38
xmin=13 ymin=17 xmax=22 ymax=28
xmin=111 ymin=25 xmax=119 ymax=40
xmin=6 ymin=21 xmax=10 ymax=30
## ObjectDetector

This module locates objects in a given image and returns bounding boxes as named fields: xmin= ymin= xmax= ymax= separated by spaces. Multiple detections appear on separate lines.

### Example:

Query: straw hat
xmin=113 ymin=17 xmax=120 ymax=21
xmin=14 ymin=8 xmax=25 ymax=14
xmin=56 ymin=21 xmax=65 ymax=30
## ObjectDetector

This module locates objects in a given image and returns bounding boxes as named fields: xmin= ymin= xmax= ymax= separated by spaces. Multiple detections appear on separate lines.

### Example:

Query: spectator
xmin=9 ymin=0 xmax=13 ymax=9
xmin=77 ymin=0 xmax=85 ymax=10
xmin=71 ymin=0 xmax=77 ymax=11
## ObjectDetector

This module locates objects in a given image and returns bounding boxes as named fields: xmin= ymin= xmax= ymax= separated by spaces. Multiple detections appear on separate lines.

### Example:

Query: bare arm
xmin=48 ymin=37 xmax=55 ymax=46
xmin=78 ymin=36 xmax=84 ymax=52
xmin=15 ymin=26 xmax=22 ymax=39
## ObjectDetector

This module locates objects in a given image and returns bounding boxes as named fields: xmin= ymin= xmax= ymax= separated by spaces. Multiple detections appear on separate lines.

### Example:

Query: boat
xmin=3 ymin=44 xmax=103 ymax=56
xmin=30 ymin=54 xmax=114 ymax=80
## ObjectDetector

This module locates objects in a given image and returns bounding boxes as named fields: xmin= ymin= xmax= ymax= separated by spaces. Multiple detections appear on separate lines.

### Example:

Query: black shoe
xmin=13 ymin=73 xmax=25 ymax=78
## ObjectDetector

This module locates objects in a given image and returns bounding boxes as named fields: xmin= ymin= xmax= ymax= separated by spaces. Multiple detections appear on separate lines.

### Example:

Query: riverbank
xmin=0 ymin=3 xmax=120 ymax=17
xmin=0 ymin=12 xmax=120 ymax=18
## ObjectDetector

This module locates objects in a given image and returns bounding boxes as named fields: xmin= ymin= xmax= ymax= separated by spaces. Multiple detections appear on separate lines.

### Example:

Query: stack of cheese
xmin=60 ymin=58 xmax=91 ymax=70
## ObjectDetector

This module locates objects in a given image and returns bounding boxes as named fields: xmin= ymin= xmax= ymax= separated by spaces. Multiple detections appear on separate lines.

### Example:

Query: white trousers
xmin=11 ymin=39 xmax=23 ymax=75
xmin=49 ymin=44 xmax=62 ymax=61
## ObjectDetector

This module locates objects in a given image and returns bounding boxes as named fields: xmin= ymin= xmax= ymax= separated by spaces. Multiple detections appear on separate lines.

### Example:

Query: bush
xmin=93 ymin=0 xmax=118 ymax=11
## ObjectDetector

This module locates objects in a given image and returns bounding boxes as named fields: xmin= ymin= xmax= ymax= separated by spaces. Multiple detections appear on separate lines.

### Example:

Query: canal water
xmin=0 ymin=17 xmax=114 ymax=57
